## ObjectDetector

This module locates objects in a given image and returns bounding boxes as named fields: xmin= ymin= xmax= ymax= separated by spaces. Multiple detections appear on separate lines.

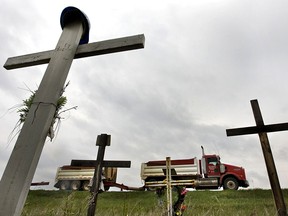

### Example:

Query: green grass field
xmin=22 ymin=189 xmax=288 ymax=216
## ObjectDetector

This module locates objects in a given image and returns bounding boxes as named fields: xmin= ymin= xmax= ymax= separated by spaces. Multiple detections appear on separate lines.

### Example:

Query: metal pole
xmin=87 ymin=134 xmax=110 ymax=216
xmin=251 ymin=100 xmax=287 ymax=216
xmin=0 ymin=20 xmax=83 ymax=216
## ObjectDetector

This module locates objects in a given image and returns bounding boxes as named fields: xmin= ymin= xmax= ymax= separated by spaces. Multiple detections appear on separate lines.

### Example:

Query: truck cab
xmin=201 ymin=154 xmax=249 ymax=190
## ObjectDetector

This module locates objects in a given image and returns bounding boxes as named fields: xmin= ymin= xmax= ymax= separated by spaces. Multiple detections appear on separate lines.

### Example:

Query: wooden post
xmin=87 ymin=134 xmax=110 ymax=216
xmin=0 ymin=8 xmax=85 ymax=216
xmin=70 ymin=139 xmax=131 ymax=216
xmin=0 ymin=6 xmax=144 ymax=216
xmin=226 ymin=99 xmax=288 ymax=216
xmin=71 ymin=160 xmax=131 ymax=168
xmin=4 ymin=34 xmax=145 ymax=70
xmin=166 ymin=157 xmax=173 ymax=216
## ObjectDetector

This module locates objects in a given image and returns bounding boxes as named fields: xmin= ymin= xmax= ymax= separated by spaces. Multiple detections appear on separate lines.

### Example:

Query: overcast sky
xmin=1 ymin=0 xmax=288 ymax=191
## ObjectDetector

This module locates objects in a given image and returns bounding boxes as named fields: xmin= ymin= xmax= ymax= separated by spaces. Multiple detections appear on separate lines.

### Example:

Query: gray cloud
xmin=1 ymin=0 xmax=288 ymax=190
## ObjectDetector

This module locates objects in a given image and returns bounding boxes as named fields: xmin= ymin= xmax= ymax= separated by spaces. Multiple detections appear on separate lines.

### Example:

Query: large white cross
xmin=0 ymin=7 xmax=145 ymax=216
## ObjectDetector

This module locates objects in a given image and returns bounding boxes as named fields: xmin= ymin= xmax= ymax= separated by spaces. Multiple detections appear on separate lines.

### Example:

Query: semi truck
xmin=54 ymin=162 xmax=143 ymax=191
xmin=54 ymin=165 xmax=118 ymax=191
xmin=141 ymin=146 xmax=249 ymax=190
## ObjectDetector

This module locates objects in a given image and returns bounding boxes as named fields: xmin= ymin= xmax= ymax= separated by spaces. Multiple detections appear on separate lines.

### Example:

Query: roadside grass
xmin=22 ymin=189 xmax=288 ymax=215
xmin=188 ymin=189 xmax=280 ymax=216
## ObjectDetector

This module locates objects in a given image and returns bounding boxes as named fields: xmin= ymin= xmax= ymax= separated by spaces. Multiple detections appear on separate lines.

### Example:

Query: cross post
xmin=87 ymin=134 xmax=122 ymax=216
xmin=87 ymin=134 xmax=109 ymax=216
xmin=226 ymin=99 xmax=288 ymax=216
xmin=71 ymin=159 xmax=131 ymax=168
xmin=0 ymin=7 xmax=144 ymax=216
xmin=166 ymin=157 xmax=173 ymax=216
xmin=69 ymin=134 xmax=131 ymax=216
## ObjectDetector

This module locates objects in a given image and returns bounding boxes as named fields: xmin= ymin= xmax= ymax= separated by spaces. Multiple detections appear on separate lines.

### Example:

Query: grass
xmin=21 ymin=189 xmax=288 ymax=215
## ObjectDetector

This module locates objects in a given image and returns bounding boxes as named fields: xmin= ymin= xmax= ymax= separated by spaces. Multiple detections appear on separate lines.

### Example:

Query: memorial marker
xmin=83 ymin=134 xmax=131 ymax=216
xmin=226 ymin=99 xmax=287 ymax=216
xmin=0 ymin=7 xmax=144 ymax=216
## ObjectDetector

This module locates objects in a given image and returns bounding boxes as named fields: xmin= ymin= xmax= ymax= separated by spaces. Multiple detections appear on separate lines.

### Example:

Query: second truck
xmin=141 ymin=146 xmax=249 ymax=190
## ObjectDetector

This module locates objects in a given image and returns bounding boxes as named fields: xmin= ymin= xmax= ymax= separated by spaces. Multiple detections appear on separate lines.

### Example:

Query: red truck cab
xmin=201 ymin=153 xmax=249 ymax=190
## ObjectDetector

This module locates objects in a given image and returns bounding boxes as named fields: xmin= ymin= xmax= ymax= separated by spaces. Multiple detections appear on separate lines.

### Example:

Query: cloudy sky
xmin=1 ymin=0 xmax=288 ymax=191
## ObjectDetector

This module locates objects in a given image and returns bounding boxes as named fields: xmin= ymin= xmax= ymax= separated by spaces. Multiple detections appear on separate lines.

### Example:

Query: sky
xmin=1 ymin=0 xmax=288 ymax=191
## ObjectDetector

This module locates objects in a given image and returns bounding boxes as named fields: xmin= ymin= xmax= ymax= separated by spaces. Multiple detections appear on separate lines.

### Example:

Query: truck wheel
xmin=71 ymin=180 xmax=81 ymax=191
xmin=146 ymin=179 xmax=158 ymax=191
xmin=59 ymin=180 xmax=70 ymax=190
xmin=82 ymin=181 xmax=90 ymax=191
xmin=223 ymin=177 xmax=239 ymax=190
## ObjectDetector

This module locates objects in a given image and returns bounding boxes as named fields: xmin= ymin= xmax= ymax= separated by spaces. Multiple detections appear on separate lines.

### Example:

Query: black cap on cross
xmin=60 ymin=6 xmax=90 ymax=44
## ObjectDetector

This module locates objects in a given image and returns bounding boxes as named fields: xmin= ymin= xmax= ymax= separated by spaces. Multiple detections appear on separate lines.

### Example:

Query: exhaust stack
xmin=201 ymin=146 xmax=205 ymax=156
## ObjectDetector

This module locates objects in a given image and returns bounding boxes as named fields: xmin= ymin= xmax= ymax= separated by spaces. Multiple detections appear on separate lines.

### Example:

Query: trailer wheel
xmin=223 ymin=177 xmax=239 ymax=190
xmin=71 ymin=180 xmax=81 ymax=191
xmin=146 ymin=179 xmax=158 ymax=191
xmin=82 ymin=181 xmax=90 ymax=191
xmin=59 ymin=180 xmax=70 ymax=190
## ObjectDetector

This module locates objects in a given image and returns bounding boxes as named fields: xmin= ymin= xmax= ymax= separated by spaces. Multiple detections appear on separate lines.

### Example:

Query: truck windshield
xmin=207 ymin=157 xmax=218 ymax=166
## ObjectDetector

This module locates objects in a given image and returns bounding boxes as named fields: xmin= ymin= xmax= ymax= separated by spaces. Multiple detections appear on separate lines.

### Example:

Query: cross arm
xmin=226 ymin=122 xmax=288 ymax=136
xmin=4 ymin=34 xmax=145 ymax=70
xmin=71 ymin=159 xmax=131 ymax=168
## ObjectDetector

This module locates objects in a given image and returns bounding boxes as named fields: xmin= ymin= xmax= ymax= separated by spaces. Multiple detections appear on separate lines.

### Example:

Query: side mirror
xmin=220 ymin=164 xmax=226 ymax=173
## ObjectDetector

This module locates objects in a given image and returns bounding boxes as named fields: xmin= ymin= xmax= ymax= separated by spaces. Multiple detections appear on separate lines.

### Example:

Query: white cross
xmin=0 ymin=7 xmax=145 ymax=216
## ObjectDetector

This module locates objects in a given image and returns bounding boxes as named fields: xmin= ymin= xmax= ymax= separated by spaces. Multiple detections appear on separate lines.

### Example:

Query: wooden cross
xmin=226 ymin=99 xmax=288 ymax=216
xmin=166 ymin=157 xmax=173 ymax=216
xmin=71 ymin=159 xmax=131 ymax=168
xmin=0 ymin=7 xmax=144 ymax=216
xmin=80 ymin=134 xmax=131 ymax=216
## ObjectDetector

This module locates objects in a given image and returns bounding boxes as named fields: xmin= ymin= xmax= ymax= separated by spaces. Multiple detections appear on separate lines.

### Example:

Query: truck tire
xmin=82 ymin=181 xmax=90 ymax=191
xmin=59 ymin=180 xmax=70 ymax=190
xmin=70 ymin=180 xmax=81 ymax=191
xmin=223 ymin=177 xmax=239 ymax=190
xmin=146 ymin=179 xmax=158 ymax=191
